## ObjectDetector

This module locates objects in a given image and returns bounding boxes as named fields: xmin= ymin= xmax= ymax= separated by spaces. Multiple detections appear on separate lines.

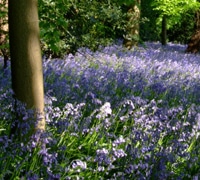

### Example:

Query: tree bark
xmin=8 ymin=0 xmax=45 ymax=137
xmin=186 ymin=10 xmax=200 ymax=53
xmin=123 ymin=0 xmax=141 ymax=49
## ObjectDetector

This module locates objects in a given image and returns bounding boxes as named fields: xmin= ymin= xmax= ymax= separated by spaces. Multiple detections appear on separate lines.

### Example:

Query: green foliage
xmin=2 ymin=0 xmax=198 ymax=57
xmin=140 ymin=0 xmax=200 ymax=43
xmin=38 ymin=0 xmax=69 ymax=57
xmin=0 ymin=0 xmax=9 ymax=56
xmin=115 ymin=0 xmax=136 ymax=6
xmin=152 ymin=0 xmax=200 ymax=29
xmin=38 ymin=0 xmax=126 ymax=56
xmin=140 ymin=0 xmax=160 ymax=41
xmin=167 ymin=10 xmax=196 ymax=43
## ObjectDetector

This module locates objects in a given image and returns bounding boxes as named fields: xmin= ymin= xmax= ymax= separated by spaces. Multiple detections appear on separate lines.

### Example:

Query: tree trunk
xmin=8 ymin=0 xmax=45 ymax=138
xmin=123 ymin=0 xmax=141 ymax=49
xmin=161 ymin=15 xmax=167 ymax=45
xmin=186 ymin=10 xmax=200 ymax=53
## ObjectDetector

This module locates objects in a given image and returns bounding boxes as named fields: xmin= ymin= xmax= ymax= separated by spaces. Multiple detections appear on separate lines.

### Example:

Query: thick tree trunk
xmin=8 ymin=0 xmax=45 ymax=137
xmin=161 ymin=15 xmax=167 ymax=45
xmin=186 ymin=11 xmax=200 ymax=53
xmin=123 ymin=0 xmax=141 ymax=49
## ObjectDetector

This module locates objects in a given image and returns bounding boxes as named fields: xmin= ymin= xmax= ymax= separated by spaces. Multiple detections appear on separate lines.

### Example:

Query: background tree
xmin=9 ymin=0 xmax=45 ymax=139
xmin=122 ymin=0 xmax=141 ymax=49
xmin=161 ymin=15 xmax=167 ymax=45
xmin=167 ymin=9 xmax=196 ymax=44
xmin=152 ymin=0 xmax=200 ymax=45
xmin=186 ymin=3 xmax=200 ymax=53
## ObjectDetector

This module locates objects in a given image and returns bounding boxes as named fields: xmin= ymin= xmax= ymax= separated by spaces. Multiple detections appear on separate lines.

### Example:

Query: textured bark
xmin=186 ymin=10 xmax=200 ymax=53
xmin=123 ymin=0 xmax=141 ymax=49
xmin=186 ymin=30 xmax=200 ymax=53
xmin=8 ymin=0 xmax=45 ymax=135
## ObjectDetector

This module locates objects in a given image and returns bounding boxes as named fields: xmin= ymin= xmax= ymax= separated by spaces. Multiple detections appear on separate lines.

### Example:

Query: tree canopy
xmin=1 ymin=0 xmax=200 ymax=57
xmin=152 ymin=0 xmax=200 ymax=28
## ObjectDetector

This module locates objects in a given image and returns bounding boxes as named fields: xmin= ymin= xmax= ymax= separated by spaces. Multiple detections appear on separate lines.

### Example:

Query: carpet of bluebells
xmin=0 ymin=42 xmax=200 ymax=179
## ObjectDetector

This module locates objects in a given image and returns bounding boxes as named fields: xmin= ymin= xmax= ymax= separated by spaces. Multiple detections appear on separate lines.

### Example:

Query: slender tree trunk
xmin=195 ymin=10 xmax=200 ymax=29
xmin=8 ymin=0 xmax=45 ymax=138
xmin=161 ymin=15 xmax=167 ymax=45
xmin=123 ymin=0 xmax=141 ymax=49
xmin=3 ymin=50 xmax=8 ymax=69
